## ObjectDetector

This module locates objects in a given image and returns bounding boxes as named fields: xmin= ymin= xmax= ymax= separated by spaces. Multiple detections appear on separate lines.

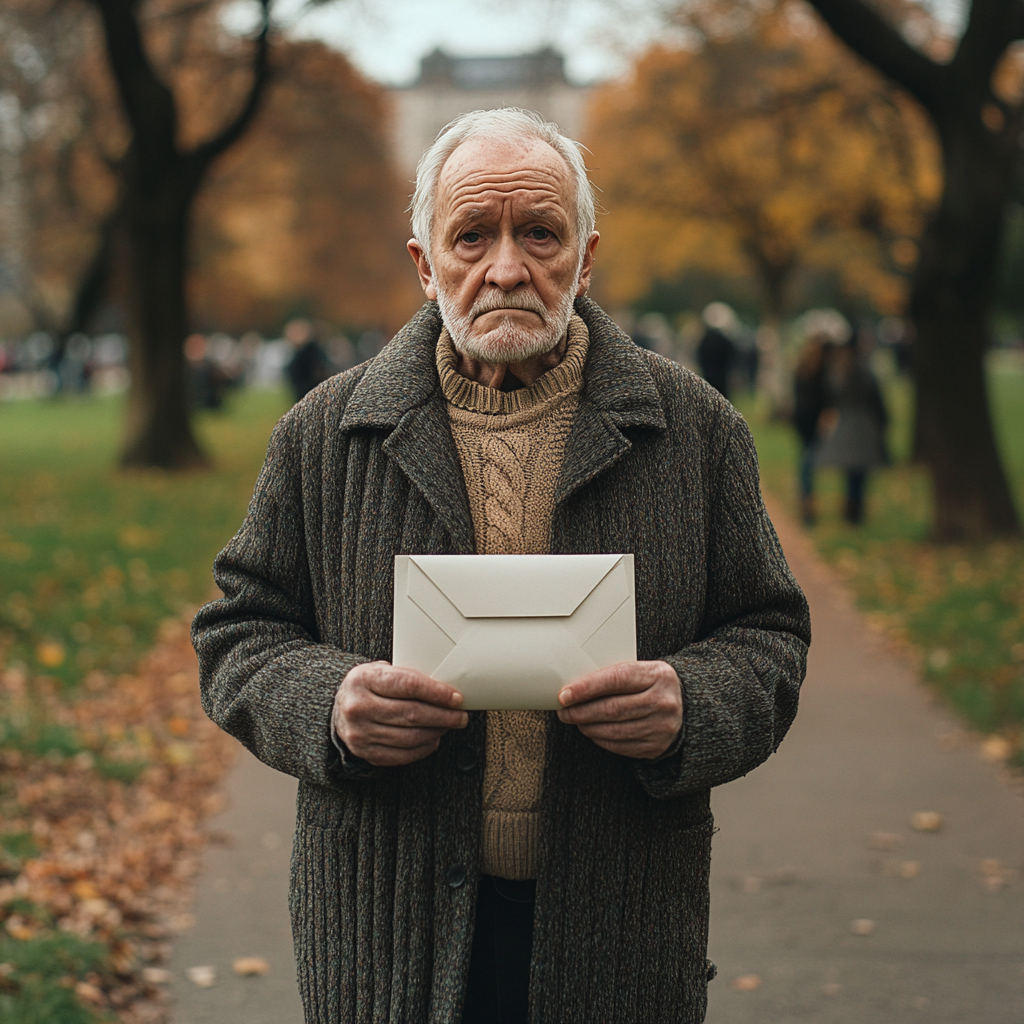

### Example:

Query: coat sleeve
xmin=191 ymin=407 xmax=377 ymax=787
xmin=632 ymin=412 xmax=811 ymax=799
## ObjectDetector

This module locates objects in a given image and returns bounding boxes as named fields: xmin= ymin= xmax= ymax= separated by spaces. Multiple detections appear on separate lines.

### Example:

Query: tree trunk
xmin=119 ymin=167 xmax=206 ymax=469
xmin=910 ymin=116 xmax=1021 ymax=539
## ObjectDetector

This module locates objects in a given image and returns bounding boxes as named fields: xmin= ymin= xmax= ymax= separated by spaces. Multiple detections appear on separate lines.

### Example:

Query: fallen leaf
xmin=74 ymin=981 xmax=104 ymax=1004
xmin=730 ymin=974 xmax=762 ymax=991
xmin=36 ymin=640 xmax=66 ymax=668
xmin=850 ymin=919 xmax=876 ymax=936
xmin=899 ymin=861 xmax=920 ymax=879
xmin=909 ymin=811 xmax=943 ymax=832
xmin=980 ymin=736 xmax=1011 ymax=762
xmin=980 ymin=858 xmax=1003 ymax=877
xmin=232 ymin=956 xmax=271 ymax=976
xmin=186 ymin=965 xmax=217 ymax=988
xmin=141 ymin=967 xmax=172 ymax=984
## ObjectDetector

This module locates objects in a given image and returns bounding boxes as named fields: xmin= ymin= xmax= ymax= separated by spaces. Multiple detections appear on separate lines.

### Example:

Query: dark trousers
xmin=461 ymin=876 xmax=536 ymax=1024
xmin=845 ymin=469 xmax=867 ymax=524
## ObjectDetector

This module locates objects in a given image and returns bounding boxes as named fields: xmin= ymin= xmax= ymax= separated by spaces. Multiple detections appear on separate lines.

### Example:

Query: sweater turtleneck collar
xmin=436 ymin=314 xmax=590 ymax=416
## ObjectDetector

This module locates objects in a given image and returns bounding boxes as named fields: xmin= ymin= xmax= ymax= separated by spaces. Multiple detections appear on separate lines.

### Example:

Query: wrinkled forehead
xmin=435 ymin=135 xmax=576 ymax=221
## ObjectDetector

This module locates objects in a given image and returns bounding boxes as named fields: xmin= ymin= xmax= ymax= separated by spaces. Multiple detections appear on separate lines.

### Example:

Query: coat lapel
xmin=339 ymin=302 xmax=476 ymax=553
xmin=555 ymin=297 xmax=668 ymax=506
xmin=338 ymin=298 xmax=667 ymax=542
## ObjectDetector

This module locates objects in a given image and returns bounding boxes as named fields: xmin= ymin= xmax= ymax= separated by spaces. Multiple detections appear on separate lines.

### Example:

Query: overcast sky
xmin=229 ymin=0 xmax=969 ymax=88
xmin=259 ymin=0 xmax=682 ymax=86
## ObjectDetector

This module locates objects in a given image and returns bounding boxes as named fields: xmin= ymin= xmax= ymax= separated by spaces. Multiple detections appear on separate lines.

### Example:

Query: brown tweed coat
xmin=192 ymin=297 xmax=810 ymax=1024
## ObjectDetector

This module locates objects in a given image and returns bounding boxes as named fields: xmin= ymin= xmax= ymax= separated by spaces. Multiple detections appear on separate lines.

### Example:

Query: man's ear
xmin=575 ymin=232 xmax=600 ymax=297
xmin=407 ymin=239 xmax=437 ymax=300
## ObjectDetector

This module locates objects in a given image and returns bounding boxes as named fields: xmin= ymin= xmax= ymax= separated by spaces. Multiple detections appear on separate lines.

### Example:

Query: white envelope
xmin=391 ymin=554 xmax=636 ymax=710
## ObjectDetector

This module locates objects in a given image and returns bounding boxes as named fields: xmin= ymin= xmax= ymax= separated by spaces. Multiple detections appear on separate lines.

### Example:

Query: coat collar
xmin=339 ymin=297 xmax=667 ymax=434
xmin=337 ymin=298 xmax=667 ymax=543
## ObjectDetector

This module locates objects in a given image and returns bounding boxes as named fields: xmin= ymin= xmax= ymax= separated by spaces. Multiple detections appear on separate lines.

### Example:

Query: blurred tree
xmin=0 ymin=0 xmax=119 ymax=340
xmin=87 ymin=0 xmax=271 ymax=469
xmin=587 ymin=1 xmax=936 ymax=320
xmin=189 ymin=39 xmax=420 ymax=335
xmin=806 ymin=0 xmax=1024 ymax=538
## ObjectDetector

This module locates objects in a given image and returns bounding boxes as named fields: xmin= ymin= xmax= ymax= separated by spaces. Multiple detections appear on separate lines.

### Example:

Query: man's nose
xmin=484 ymin=233 xmax=531 ymax=292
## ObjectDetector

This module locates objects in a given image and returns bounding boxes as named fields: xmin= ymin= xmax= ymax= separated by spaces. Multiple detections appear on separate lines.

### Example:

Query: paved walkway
xmin=169 ymin=505 xmax=1023 ymax=1023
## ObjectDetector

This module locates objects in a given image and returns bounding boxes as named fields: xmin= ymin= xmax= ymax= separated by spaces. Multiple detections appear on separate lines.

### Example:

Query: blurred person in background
xmin=57 ymin=334 xmax=93 ymax=395
xmin=285 ymin=317 xmax=333 ymax=402
xmin=184 ymin=333 xmax=231 ymax=411
xmin=696 ymin=301 xmax=737 ymax=399
xmin=193 ymin=108 xmax=809 ymax=1024
xmin=792 ymin=331 xmax=834 ymax=525
xmin=815 ymin=335 xmax=889 ymax=524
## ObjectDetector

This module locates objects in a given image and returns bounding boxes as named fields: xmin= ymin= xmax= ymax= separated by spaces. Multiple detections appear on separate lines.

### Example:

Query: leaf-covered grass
xmin=0 ymin=927 xmax=112 ymax=1024
xmin=0 ymin=389 xmax=288 ymax=699
xmin=0 ymin=388 xmax=288 ymax=1019
xmin=738 ymin=351 xmax=1024 ymax=764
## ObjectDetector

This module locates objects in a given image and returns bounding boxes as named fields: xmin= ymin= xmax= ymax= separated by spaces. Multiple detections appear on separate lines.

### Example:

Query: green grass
xmin=738 ymin=352 xmax=1024 ymax=758
xmin=0 ymin=388 xmax=289 ymax=1021
xmin=0 ymin=928 xmax=112 ymax=1024
xmin=0 ymin=389 xmax=289 ymax=704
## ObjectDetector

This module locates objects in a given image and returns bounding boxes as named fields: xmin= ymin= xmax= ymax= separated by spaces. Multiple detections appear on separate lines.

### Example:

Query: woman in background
xmin=815 ymin=337 xmax=889 ymax=525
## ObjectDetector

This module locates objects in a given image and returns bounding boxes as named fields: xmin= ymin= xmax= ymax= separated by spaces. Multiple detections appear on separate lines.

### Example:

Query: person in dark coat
xmin=192 ymin=109 xmax=809 ymax=1024
xmin=695 ymin=302 xmax=737 ymax=399
xmin=285 ymin=318 xmax=333 ymax=403
xmin=793 ymin=332 xmax=833 ymax=524
xmin=815 ymin=339 xmax=889 ymax=524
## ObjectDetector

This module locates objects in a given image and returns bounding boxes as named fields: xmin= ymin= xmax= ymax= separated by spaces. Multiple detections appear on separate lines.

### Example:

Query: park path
xmin=167 ymin=503 xmax=1024 ymax=1024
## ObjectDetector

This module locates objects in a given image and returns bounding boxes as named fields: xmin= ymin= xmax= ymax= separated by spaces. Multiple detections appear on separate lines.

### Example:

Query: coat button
xmin=455 ymin=749 xmax=478 ymax=772
xmin=446 ymin=864 xmax=467 ymax=889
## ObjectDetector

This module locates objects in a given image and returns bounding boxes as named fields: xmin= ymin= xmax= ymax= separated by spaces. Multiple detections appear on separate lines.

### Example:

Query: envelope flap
xmin=407 ymin=554 xmax=623 ymax=617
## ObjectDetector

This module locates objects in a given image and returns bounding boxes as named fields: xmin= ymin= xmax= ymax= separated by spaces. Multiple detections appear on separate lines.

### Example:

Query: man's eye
xmin=526 ymin=227 xmax=553 ymax=240
xmin=460 ymin=231 xmax=483 ymax=243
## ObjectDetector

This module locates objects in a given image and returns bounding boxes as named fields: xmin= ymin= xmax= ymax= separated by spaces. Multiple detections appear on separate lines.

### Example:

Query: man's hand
xmin=334 ymin=661 xmax=468 ymax=766
xmin=557 ymin=660 xmax=682 ymax=760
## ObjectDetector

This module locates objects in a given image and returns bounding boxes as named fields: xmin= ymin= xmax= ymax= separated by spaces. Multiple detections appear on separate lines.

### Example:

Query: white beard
xmin=437 ymin=277 xmax=578 ymax=364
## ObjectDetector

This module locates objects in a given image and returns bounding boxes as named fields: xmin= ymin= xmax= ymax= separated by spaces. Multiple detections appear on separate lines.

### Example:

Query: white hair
xmin=410 ymin=107 xmax=597 ymax=258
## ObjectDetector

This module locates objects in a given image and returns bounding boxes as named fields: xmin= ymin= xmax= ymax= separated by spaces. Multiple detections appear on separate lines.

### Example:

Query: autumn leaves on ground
xmin=0 ymin=391 xmax=287 ymax=1023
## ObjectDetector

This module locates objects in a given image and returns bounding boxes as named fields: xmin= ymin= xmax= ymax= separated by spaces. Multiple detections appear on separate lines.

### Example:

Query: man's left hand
xmin=557 ymin=661 xmax=683 ymax=760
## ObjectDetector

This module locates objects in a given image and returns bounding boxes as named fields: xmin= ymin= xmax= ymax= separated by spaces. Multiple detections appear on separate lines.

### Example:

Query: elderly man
xmin=193 ymin=108 xmax=810 ymax=1024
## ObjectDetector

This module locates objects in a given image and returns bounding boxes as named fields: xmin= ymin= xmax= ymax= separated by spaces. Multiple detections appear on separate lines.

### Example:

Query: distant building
xmin=389 ymin=47 xmax=595 ymax=180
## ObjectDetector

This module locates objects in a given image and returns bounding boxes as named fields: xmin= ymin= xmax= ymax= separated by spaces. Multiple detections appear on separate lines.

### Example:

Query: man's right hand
xmin=334 ymin=661 xmax=468 ymax=766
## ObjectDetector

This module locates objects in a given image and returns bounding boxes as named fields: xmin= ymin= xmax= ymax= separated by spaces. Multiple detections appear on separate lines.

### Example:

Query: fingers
xmin=559 ymin=661 xmax=654 ymax=708
xmin=555 ymin=660 xmax=682 ymax=761
xmin=360 ymin=663 xmax=464 ymax=708
xmin=336 ymin=661 xmax=469 ymax=766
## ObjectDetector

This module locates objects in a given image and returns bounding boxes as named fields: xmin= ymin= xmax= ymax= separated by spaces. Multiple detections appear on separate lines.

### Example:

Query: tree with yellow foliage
xmin=586 ymin=0 xmax=938 ymax=320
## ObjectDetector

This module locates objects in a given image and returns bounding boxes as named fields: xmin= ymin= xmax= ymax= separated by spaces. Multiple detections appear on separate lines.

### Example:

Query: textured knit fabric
xmin=437 ymin=316 xmax=589 ymax=881
xmin=192 ymin=297 xmax=811 ymax=1024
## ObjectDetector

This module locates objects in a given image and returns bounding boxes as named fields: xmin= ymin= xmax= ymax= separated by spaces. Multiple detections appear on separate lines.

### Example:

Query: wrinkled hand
xmin=557 ymin=660 xmax=682 ymax=760
xmin=334 ymin=661 xmax=468 ymax=766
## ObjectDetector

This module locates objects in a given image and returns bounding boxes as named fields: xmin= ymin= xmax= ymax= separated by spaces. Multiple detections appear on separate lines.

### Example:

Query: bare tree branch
xmin=91 ymin=0 xmax=178 ymax=172
xmin=804 ymin=0 xmax=945 ymax=115
xmin=185 ymin=0 xmax=273 ymax=179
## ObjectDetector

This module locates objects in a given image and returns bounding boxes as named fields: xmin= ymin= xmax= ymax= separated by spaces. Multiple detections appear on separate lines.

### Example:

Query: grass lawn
xmin=1 ymin=388 xmax=289 ymax=1022
xmin=738 ymin=351 xmax=1024 ymax=764
xmin=0 ymin=388 xmax=290 ymax=712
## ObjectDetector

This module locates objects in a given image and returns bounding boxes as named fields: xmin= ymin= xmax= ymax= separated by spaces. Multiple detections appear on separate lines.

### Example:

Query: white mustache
xmin=470 ymin=291 xmax=547 ymax=320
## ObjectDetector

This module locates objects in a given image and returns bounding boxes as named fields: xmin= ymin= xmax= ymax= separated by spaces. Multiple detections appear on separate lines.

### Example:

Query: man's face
xmin=408 ymin=136 xmax=598 ymax=364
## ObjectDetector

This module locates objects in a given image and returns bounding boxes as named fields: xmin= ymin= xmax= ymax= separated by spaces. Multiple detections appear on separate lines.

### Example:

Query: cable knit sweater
xmin=437 ymin=315 xmax=590 ymax=880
